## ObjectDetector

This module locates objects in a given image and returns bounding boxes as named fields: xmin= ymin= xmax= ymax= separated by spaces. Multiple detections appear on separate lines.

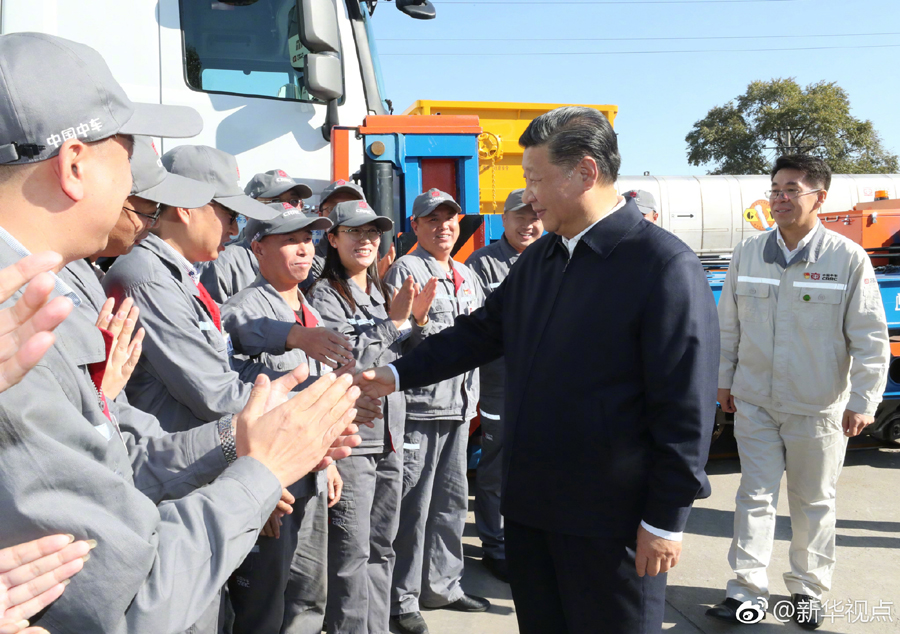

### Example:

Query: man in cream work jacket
xmin=708 ymin=155 xmax=889 ymax=630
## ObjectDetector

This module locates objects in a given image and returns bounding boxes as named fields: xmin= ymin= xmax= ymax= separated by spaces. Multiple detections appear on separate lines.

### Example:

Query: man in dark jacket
xmin=359 ymin=106 xmax=719 ymax=634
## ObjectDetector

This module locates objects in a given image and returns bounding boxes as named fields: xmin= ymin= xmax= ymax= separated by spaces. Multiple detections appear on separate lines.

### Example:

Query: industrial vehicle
xmin=3 ymin=0 xmax=899 ymax=446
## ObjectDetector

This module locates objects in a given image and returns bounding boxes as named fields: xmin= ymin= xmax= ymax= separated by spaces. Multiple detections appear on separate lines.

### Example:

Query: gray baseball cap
xmin=504 ymin=189 xmax=531 ymax=213
xmin=624 ymin=189 xmax=657 ymax=216
xmin=252 ymin=202 xmax=333 ymax=242
xmin=319 ymin=179 xmax=365 ymax=210
xmin=0 ymin=33 xmax=202 ymax=165
xmin=328 ymin=200 xmax=393 ymax=232
xmin=130 ymin=136 xmax=215 ymax=208
xmin=244 ymin=170 xmax=313 ymax=200
xmin=161 ymin=145 xmax=278 ymax=220
xmin=411 ymin=188 xmax=462 ymax=219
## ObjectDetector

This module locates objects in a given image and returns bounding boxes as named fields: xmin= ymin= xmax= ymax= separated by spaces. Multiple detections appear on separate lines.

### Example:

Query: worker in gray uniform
xmin=221 ymin=202 xmax=336 ymax=634
xmin=0 ymin=32 xmax=362 ymax=634
xmin=60 ymin=135 xmax=230 ymax=505
xmin=308 ymin=200 xmax=435 ymax=633
xmin=463 ymin=188 xmax=543 ymax=583
xmin=103 ymin=145 xmax=282 ymax=432
xmin=384 ymin=189 xmax=490 ymax=634
xmin=199 ymin=169 xmax=313 ymax=303
xmin=300 ymin=179 xmax=366 ymax=292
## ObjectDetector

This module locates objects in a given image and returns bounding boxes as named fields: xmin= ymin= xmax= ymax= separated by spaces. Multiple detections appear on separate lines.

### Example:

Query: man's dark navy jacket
xmin=392 ymin=199 xmax=719 ymax=539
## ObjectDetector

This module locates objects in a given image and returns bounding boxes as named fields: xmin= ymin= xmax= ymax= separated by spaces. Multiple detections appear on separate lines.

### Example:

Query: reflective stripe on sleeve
xmin=737 ymin=276 xmax=781 ymax=286
xmin=479 ymin=410 xmax=501 ymax=420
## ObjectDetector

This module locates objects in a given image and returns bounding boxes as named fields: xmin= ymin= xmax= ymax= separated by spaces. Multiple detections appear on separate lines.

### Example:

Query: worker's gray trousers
xmin=228 ymin=478 xmax=328 ymax=634
xmin=475 ymin=396 xmax=505 ymax=560
xmin=726 ymin=399 xmax=848 ymax=602
xmin=326 ymin=450 xmax=402 ymax=634
xmin=391 ymin=419 xmax=469 ymax=615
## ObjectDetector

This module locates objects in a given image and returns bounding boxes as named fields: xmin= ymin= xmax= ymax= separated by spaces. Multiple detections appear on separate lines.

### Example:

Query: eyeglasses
xmin=123 ymin=204 xmax=161 ymax=224
xmin=338 ymin=228 xmax=382 ymax=241
xmin=765 ymin=189 xmax=822 ymax=201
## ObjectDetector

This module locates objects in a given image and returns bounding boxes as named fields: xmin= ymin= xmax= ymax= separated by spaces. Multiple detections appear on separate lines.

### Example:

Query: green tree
xmin=686 ymin=78 xmax=899 ymax=175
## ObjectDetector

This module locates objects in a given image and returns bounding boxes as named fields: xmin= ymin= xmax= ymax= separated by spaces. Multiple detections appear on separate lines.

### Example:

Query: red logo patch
xmin=804 ymin=273 xmax=811 ymax=279
xmin=282 ymin=202 xmax=293 ymax=209
xmin=431 ymin=190 xmax=441 ymax=198
xmin=359 ymin=201 xmax=368 ymax=209
xmin=811 ymin=273 xmax=821 ymax=280
xmin=336 ymin=179 xmax=347 ymax=186
xmin=277 ymin=169 xmax=288 ymax=177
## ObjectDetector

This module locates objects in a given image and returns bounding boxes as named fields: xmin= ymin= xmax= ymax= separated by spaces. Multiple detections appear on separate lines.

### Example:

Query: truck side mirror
xmin=292 ymin=0 xmax=344 ymax=105
xmin=296 ymin=0 xmax=341 ymax=54
xmin=397 ymin=0 xmax=436 ymax=19
xmin=305 ymin=52 xmax=343 ymax=101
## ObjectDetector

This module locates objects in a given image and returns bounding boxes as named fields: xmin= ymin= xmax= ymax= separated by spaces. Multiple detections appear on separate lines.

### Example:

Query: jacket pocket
xmin=402 ymin=430 xmax=424 ymax=492
xmin=795 ymin=288 xmax=843 ymax=331
xmin=735 ymin=282 xmax=770 ymax=323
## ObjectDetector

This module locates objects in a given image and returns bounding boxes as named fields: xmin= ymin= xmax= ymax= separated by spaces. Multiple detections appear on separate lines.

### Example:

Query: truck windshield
xmin=180 ymin=0 xmax=324 ymax=103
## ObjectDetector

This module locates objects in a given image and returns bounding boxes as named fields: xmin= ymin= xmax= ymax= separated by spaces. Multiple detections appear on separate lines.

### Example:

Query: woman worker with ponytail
xmin=308 ymin=200 xmax=436 ymax=634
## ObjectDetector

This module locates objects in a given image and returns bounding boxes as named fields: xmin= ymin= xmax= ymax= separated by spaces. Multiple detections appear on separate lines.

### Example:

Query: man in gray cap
xmin=222 ymin=202 xmax=339 ymax=634
xmin=624 ymin=189 xmax=660 ymax=225
xmin=0 ymin=32 xmax=361 ymax=634
xmin=104 ymin=145 xmax=284 ymax=432
xmin=463 ymin=188 xmax=543 ymax=583
xmin=384 ymin=189 xmax=489 ymax=634
xmin=199 ymin=169 xmax=313 ymax=304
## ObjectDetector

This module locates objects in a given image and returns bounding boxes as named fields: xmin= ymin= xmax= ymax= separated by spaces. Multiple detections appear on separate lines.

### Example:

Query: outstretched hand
xmin=0 ymin=251 xmax=74 ymax=394
xmin=355 ymin=367 xmax=398 ymax=400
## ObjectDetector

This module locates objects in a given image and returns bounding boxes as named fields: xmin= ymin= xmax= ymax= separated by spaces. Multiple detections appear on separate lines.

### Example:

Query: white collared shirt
xmin=155 ymin=238 xmax=201 ymax=287
xmin=776 ymin=221 xmax=820 ymax=261
xmin=561 ymin=197 xmax=628 ymax=258
xmin=0 ymin=225 xmax=82 ymax=307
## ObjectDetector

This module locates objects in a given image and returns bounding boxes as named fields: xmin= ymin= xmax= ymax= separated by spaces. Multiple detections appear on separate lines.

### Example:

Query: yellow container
xmin=404 ymin=100 xmax=618 ymax=214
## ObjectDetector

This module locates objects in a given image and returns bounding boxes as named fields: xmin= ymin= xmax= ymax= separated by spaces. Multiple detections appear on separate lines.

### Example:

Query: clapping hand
xmin=95 ymin=297 xmax=144 ymax=400
xmin=0 ymin=252 xmax=74 ymax=394
xmin=0 ymin=534 xmax=96 ymax=633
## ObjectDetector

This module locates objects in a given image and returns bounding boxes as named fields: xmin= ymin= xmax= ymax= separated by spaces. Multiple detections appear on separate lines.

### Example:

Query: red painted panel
xmin=421 ymin=159 xmax=458 ymax=199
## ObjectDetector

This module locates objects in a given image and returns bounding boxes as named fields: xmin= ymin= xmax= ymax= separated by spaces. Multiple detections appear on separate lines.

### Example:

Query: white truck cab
xmin=0 ymin=0 xmax=431 ymax=198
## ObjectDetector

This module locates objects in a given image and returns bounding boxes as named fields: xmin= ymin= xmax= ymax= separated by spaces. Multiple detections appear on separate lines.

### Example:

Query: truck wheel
xmin=883 ymin=418 xmax=900 ymax=445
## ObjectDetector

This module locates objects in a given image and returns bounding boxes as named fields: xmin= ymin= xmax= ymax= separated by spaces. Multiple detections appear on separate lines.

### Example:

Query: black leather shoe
xmin=482 ymin=556 xmax=509 ymax=583
xmin=705 ymin=597 xmax=766 ymax=623
xmin=391 ymin=611 xmax=429 ymax=634
xmin=792 ymin=594 xmax=823 ymax=630
xmin=443 ymin=594 xmax=491 ymax=612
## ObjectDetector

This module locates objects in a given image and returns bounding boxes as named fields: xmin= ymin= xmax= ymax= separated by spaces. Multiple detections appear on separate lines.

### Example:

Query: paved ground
xmin=394 ymin=445 xmax=900 ymax=633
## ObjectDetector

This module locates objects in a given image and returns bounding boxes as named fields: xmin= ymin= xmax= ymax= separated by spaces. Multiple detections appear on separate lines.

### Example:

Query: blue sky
xmin=369 ymin=0 xmax=900 ymax=176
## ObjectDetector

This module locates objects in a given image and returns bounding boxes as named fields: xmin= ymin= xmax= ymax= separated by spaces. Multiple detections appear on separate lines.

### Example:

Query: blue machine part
xmin=364 ymin=133 xmax=480 ymax=232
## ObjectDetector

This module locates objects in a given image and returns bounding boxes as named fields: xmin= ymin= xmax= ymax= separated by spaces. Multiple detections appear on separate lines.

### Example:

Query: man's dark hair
xmin=518 ymin=106 xmax=620 ymax=185
xmin=771 ymin=154 xmax=832 ymax=191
